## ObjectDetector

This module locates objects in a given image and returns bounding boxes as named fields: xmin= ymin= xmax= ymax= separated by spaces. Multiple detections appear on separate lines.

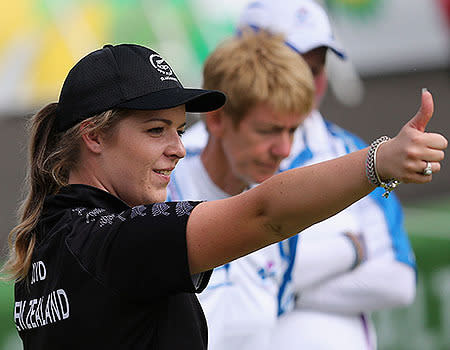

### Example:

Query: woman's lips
xmin=153 ymin=168 xmax=174 ymax=183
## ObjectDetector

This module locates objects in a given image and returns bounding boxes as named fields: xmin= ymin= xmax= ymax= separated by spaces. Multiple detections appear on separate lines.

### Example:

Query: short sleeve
xmin=66 ymin=201 xmax=210 ymax=301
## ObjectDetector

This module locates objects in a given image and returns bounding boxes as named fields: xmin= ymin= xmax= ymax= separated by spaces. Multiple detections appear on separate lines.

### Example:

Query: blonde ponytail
xmin=1 ymin=104 xmax=127 ymax=281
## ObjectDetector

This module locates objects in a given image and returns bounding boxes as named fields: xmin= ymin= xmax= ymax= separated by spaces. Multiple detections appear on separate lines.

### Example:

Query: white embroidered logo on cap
xmin=296 ymin=7 xmax=309 ymax=25
xmin=149 ymin=54 xmax=179 ymax=82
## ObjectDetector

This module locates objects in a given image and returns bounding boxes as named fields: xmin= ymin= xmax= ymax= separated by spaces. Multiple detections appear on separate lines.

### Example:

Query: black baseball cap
xmin=55 ymin=43 xmax=226 ymax=132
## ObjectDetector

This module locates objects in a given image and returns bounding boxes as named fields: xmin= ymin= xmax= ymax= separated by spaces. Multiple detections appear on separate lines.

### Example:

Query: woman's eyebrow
xmin=142 ymin=118 xmax=173 ymax=125
xmin=142 ymin=119 xmax=186 ymax=129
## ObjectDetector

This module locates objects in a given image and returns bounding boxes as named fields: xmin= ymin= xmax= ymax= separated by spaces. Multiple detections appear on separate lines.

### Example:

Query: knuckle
xmin=409 ymin=133 xmax=423 ymax=145
xmin=404 ymin=161 xmax=416 ymax=172
xmin=405 ymin=148 xmax=419 ymax=160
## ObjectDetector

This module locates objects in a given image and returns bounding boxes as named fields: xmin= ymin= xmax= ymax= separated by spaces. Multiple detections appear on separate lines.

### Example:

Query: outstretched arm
xmin=186 ymin=91 xmax=447 ymax=274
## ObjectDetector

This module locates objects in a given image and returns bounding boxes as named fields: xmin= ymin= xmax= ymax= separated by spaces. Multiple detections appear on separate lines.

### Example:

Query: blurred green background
xmin=373 ymin=198 xmax=450 ymax=350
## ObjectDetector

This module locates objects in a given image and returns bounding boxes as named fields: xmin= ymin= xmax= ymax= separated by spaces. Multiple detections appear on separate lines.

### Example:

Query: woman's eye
xmin=177 ymin=129 xmax=185 ymax=137
xmin=147 ymin=127 xmax=164 ymax=135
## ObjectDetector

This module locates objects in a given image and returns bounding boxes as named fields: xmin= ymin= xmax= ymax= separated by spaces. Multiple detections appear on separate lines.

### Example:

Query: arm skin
xmin=295 ymin=256 xmax=416 ymax=314
xmin=187 ymin=148 xmax=372 ymax=274
xmin=186 ymin=91 xmax=446 ymax=274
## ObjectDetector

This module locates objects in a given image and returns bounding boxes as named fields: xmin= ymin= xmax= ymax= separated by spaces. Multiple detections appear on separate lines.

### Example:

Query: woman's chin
xmin=147 ymin=189 xmax=168 ymax=204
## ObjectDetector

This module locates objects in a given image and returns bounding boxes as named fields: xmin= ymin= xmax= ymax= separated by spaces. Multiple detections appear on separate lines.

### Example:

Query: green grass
xmin=0 ymin=281 xmax=20 ymax=349
xmin=405 ymin=196 xmax=450 ymax=212
xmin=404 ymin=197 xmax=450 ymax=239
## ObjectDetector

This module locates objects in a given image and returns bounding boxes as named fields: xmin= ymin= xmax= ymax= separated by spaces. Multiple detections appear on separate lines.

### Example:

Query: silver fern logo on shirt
xmin=149 ymin=54 xmax=179 ymax=82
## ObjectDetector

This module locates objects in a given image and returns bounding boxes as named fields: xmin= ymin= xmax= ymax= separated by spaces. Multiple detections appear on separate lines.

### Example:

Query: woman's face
xmin=99 ymin=105 xmax=186 ymax=206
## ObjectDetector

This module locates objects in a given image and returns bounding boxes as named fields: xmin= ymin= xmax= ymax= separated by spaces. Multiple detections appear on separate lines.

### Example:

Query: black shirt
xmin=14 ymin=184 xmax=211 ymax=349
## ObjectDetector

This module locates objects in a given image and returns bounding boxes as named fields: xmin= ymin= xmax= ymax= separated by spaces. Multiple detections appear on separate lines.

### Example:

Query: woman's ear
xmin=80 ymin=122 xmax=103 ymax=154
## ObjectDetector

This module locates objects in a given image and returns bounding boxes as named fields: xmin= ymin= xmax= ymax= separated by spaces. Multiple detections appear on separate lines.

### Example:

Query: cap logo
xmin=297 ymin=7 xmax=308 ymax=21
xmin=149 ymin=54 xmax=178 ymax=82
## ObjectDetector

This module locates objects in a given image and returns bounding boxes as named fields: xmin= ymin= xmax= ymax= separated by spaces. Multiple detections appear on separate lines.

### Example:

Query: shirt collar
xmin=44 ymin=184 xmax=130 ymax=214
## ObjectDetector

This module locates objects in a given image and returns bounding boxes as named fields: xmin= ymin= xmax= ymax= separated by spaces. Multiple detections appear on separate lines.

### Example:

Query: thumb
xmin=407 ymin=89 xmax=434 ymax=132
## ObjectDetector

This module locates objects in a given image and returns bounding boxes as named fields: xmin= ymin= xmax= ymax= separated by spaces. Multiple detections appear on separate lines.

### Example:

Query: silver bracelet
xmin=365 ymin=136 xmax=400 ymax=198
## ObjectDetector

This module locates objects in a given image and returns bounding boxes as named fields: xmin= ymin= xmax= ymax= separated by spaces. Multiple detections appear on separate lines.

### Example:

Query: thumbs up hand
xmin=376 ymin=89 xmax=447 ymax=183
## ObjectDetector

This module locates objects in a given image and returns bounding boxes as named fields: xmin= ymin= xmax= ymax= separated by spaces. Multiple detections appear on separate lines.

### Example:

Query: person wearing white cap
xmin=236 ymin=1 xmax=417 ymax=349
xmin=182 ymin=1 xmax=417 ymax=349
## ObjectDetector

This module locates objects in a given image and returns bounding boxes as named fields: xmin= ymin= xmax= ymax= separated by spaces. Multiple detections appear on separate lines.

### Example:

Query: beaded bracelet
xmin=365 ymin=136 xmax=400 ymax=198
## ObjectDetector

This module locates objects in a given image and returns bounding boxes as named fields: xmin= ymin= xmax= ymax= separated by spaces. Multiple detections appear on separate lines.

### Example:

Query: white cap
xmin=238 ymin=0 xmax=346 ymax=59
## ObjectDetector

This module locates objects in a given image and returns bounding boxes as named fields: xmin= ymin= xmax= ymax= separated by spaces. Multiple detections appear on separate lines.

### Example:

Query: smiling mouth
xmin=154 ymin=170 xmax=172 ymax=176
